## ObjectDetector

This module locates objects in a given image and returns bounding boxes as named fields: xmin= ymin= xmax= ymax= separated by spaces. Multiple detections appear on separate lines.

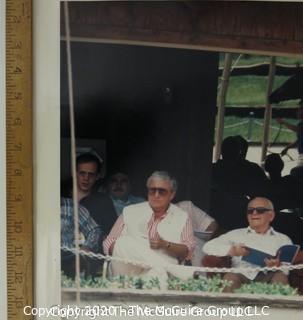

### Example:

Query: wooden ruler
xmin=6 ymin=0 xmax=33 ymax=319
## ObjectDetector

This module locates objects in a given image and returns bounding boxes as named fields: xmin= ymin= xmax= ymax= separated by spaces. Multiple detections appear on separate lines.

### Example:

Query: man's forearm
xmin=164 ymin=241 xmax=188 ymax=261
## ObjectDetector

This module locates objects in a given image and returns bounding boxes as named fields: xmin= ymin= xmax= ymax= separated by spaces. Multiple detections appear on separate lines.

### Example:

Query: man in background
xmin=107 ymin=171 xmax=144 ymax=216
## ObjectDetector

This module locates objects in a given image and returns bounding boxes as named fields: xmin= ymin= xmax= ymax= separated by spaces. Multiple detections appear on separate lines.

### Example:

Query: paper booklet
xmin=241 ymin=244 xmax=300 ymax=267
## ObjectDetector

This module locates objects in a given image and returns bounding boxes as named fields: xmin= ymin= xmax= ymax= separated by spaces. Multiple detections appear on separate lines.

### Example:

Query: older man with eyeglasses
xmin=203 ymin=197 xmax=292 ymax=292
xmin=103 ymin=171 xmax=196 ymax=286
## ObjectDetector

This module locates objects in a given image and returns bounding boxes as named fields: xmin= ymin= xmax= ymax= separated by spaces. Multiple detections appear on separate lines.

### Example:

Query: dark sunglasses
xmin=148 ymin=187 xmax=170 ymax=196
xmin=247 ymin=207 xmax=272 ymax=215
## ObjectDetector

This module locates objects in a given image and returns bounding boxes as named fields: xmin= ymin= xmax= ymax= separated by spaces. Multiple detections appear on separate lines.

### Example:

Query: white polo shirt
xmin=203 ymin=226 xmax=292 ymax=280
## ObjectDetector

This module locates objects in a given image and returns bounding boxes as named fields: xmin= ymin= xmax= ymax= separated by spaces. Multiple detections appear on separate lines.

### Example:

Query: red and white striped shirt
xmin=103 ymin=211 xmax=196 ymax=260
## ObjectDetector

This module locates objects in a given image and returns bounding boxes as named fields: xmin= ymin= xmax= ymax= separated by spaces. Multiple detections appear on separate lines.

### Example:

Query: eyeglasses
xmin=247 ymin=207 xmax=272 ymax=215
xmin=148 ymin=187 xmax=170 ymax=196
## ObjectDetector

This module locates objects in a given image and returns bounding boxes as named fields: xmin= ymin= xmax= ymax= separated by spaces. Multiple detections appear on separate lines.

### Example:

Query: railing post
xmin=261 ymin=56 xmax=276 ymax=165
xmin=247 ymin=111 xmax=255 ymax=142
xmin=214 ymin=53 xmax=233 ymax=161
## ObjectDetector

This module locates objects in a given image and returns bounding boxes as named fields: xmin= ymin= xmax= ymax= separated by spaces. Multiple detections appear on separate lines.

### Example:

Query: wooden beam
xmin=61 ymin=1 xmax=303 ymax=56
xmin=214 ymin=53 xmax=232 ymax=161
xmin=261 ymin=57 xmax=276 ymax=164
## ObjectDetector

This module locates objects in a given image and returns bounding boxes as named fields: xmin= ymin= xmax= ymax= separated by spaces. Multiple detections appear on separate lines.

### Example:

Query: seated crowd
xmin=60 ymin=141 xmax=303 ymax=293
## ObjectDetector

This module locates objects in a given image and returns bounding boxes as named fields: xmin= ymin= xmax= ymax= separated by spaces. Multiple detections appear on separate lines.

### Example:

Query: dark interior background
xmin=61 ymin=42 xmax=219 ymax=209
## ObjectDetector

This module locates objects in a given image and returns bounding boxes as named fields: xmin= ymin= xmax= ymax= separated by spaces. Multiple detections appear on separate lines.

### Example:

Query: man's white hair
xmin=146 ymin=171 xmax=178 ymax=192
xmin=248 ymin=197 xmax=274 ymax=210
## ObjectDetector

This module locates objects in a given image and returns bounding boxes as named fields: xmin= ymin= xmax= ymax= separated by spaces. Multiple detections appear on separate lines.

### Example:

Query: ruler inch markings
xmin=6 ymin=0 xmax=33 ymax=319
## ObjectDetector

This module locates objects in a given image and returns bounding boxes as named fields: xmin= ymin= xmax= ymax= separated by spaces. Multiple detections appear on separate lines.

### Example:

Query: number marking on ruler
xmin=6 ymin=0 xmax=33 ymax=319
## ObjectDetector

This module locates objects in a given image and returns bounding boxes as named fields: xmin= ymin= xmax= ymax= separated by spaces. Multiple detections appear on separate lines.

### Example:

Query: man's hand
xmin=228 ymin=244 xmax=249 ymax=257
xmin=264 ymin=252 xmax=281 ymax=267
xmin=149 ymin=237 xmax=167 ymax=250
xmin=150 ymin=237 xmax=188 ymax=261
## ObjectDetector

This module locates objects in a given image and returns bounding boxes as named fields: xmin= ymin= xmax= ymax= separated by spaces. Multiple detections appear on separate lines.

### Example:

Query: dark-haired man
xmin=107 ymin=172 xmax=144 ymax=216
xmin=76 ymin=153 xmax=102 ymax=200
xmin=75 ymin=153 xmax=117 ymax=237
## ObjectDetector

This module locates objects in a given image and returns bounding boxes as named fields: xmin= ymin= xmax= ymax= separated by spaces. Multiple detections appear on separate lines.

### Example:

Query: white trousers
xmin=110 ymin=236 xmax=195 ymax=288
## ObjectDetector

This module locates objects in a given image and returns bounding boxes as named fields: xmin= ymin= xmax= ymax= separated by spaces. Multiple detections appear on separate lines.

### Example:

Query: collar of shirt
xmin=246 ymin=226 xmax=276 ymax=236
xmin=111 ymin=195 xmax=129 ymax=203
xmin=151 ymin=212 xmax=166 ymax=222
xmin=150 ymin=204 xmax=173 ymax=221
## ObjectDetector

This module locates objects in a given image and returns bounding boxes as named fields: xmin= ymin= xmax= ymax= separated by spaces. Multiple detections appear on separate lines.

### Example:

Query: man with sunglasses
xmin=103 ymin=171 xmax=196 ymax=286
xmin=203 ymin=197 xmax=292 ymax=293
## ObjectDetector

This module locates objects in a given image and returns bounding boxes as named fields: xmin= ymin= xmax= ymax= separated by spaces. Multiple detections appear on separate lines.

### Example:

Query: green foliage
xmin=235 ymin=282 xmax=298 ymax=296
xmin=80 ymin=276 xmax=109 ymax=288
xmin=61 ymin=273 xmax=160 ymax=290
xmin=167 ymin=275 xmax=230 ymax=293
xmin=61 ymin=272 xmax=298 ymax=296
xmin=61 ymin=272 xmax=76 ymax=288
xmin=61 ymin=272 xmax=109 ymax=288
xmin=108 ymin=275 xmax=160 ymax=290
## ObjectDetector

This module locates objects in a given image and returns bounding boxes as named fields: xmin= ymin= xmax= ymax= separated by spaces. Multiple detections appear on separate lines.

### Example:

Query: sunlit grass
xmin=223 ymin=76 xmax=292 ymax=106
xmin=221 ymin=116 xmax=297 ymax=143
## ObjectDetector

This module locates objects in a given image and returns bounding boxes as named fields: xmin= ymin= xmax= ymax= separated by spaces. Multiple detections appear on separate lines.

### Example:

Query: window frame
xmin=31 ymin=0 xmax=303 ymax=312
